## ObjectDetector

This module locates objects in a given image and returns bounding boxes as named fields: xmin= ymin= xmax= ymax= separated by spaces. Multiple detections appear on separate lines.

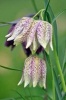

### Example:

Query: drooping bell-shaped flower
xmin=25 ymin=20 xmax=53 ymax=53
xmin=5 ymin=18 xmax=43 ymax=55
xmin=6 ymin=17 xmax=34 ymax=42
xmin=5 ymin=17 xmax=53 ymax=53
xmin=37 ymin=21 xmax=53 ymax=51
xmin=18 ymin=56 xmax=46 ymax=88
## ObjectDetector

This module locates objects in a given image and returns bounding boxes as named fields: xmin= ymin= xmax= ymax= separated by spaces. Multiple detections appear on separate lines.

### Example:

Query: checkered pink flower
xmin=5 ymin=17 xmax=53 ymax=53
xmin=5 ymin=17 xmax=34 ymax=42
xmin=18 ymin=56 xmax=46 ymax=88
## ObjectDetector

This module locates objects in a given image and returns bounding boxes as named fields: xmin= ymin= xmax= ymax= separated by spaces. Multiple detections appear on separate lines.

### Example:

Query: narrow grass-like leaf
xmin=62 ymin=50 xmax=66 ymax=72
xmin=44 ymin=0 xmax=50 ymax=21
xmin=44 ymin=0 xmax=58 ymax=54
xmin=43 ymin=51 xmax=55 ymax=100
xmin=0 ymin=22 xmax=15 ymax=27
xmin=0 ymin=19 xmax=20 ymax=27
xmin=43 ymin=1 xmax=56 ymax=98
xmin=46 ymin=11 xmax=51 ymax=23
xmin=0 ymin=24 xmax=10 ymax=27
xmin=31 ymin=0 xmax=38 ymax=12
xmin=28 ymin=88 xmax=33 ymax=100
xmin=45 ymin=0 xmax=50 ymax=12
xmin=0 ymin=98 xmax=15 ymax=100
xmin=62 ymin=92 xmax=66 ymax=100
xmin=0 ymin=65 xmax=21 ymax=71
xmin=54 ymin=49 xmax=66 ymax=92
xmin=52 ymin=9 xmax=66 ymax=23
xmin=42 ymin=89 xmax=52 ymax=100
xmin=63 ymin=63 xmax=66 ymax=79
xmin=12 ymin=90 xmax=26 ymax=100
xmin=53 ymin=68 xmax=62 ymax=100
xmin=44 ymin=11 xmax=51 ymax=23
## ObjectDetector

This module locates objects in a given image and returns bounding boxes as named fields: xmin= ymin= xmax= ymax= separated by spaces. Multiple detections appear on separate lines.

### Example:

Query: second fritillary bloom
xmin=18 ymin=56 xmax=46 ymax=88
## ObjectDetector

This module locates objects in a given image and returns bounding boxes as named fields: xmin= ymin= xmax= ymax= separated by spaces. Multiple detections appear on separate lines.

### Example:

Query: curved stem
xmin=33 ymin=9 xmax=45 ymax=18
xmin=40 ymin=11 xmax=44 ymax=20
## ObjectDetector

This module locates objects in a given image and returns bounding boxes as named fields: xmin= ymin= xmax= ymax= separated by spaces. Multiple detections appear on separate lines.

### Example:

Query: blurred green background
xmin=0 ymin=0 xmax=66 ymax=99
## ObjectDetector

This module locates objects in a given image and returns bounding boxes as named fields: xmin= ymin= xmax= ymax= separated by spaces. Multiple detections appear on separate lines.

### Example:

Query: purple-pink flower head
xmin=6 ymin=17 xmax=34 ymax=42
xmin=5 ymin=17 xmax=53 ymax=53
xmin=18 ymin=56 xmax=46 ymax=88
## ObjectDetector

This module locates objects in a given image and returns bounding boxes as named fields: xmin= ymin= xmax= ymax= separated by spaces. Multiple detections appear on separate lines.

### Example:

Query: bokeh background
xmin=0 ymin=0 xmax=66 ymax=99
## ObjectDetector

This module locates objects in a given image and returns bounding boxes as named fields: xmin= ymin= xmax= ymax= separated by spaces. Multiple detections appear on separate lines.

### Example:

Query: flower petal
xmin=5 ymin=32 xmax=13 ymax=38
xmin=14 ymin=18 xmax=34 ymax=45
xmin=24 ymin=56 xmax=32 ymax=87
xmin=18 ymin=56 xmax=47 ymax=88
xmin=33 ymin=36 xmax=37 ymax=51
xmin=18 ymin=75 xmax=24 ymax=85
xmin=37 ymin=21 xmax=46 ymax=48
xmin=49 ymin=26 xmax=53 ymax=50
xmin=30 ymin=36 xmax=39 ymax=54
xmin=41 ymin=59 xmax=46 ymax=88
xmin=32 ymin=57 xmax=41 ymax=87
xmin=26 ymin=21 xmax=39 ymax=49
xmin=37 ymin=21 xmax=52 ymax=49
xmin=7 ymin=17 xmax=32 ymax=41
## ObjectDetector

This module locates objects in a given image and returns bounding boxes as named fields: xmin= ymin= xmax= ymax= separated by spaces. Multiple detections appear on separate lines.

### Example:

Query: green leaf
xmin=31 ymin=0 xmax=38 ymax=12
xmin=0 ymin=22 xmax=14 ymax=27
xmin=46 ymin=11 xmax=51 ymax=23
xmin=62 ymin=50 xmax=66 ymax=72
xmin=62 ymin=92 xmax=66 ymax=100
xmin=54 ymin=49 xmax=66 ymax=92
xmin=43 ymin=51 xmax=55 ymax=100
xmin=53 ymin=68 xmax=62 ymax=100
xmin=0 ymin=19 xmax=20 ymax=27
xmin=12 ymin=90 xmax=26 ymax=100
xmin=44 ymin=0 xmax=58 ymax=54
xmin=52 ymin=9 xmax=66 ymax=23
xmin=0 ymin=98 xmax=15 ymax=100
xmin=44 ymin=0 xmax=50 ymax=21
xmin=63 ymin=63 xmax=66 ymax=82
xmin=0 ymin=65 xmax=21 ymax=71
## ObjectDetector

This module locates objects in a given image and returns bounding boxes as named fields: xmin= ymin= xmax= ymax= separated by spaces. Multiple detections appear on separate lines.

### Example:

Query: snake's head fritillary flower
xmin=18 ymin=56 xmax=46 ymax=88
xmin=37 ymin=21 xmax=53 ymax=53
xmin=5 ymin=17 xmax=53 ymax=54
xmin=6 ymin=17 xmax=34 ymax=44
xmin=26 ymin=20 xmax=53 ymax=53
xmin=13 ymin=18 xmax=53 ymax=53
xmin=5 ymin=17 xmax=43 ymax=55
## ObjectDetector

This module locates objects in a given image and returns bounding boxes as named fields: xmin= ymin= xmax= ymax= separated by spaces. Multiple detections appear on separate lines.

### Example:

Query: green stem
xmin=48 ymin=57 xmax=56 ymax=100
xmin=49 ymin=57 xmax=56 ymax=100
xmin=40 ymin=11 xmax=44 ymax=20
xmin=52 ymin=68 xmax=56 ymax=100
xmin=53 ymin=68 xmax=62 ymax=100
xmin=33 ymin=9 xmax=45 ymax=18
xmin=54 ymin=50 xmax=66 ymax=92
